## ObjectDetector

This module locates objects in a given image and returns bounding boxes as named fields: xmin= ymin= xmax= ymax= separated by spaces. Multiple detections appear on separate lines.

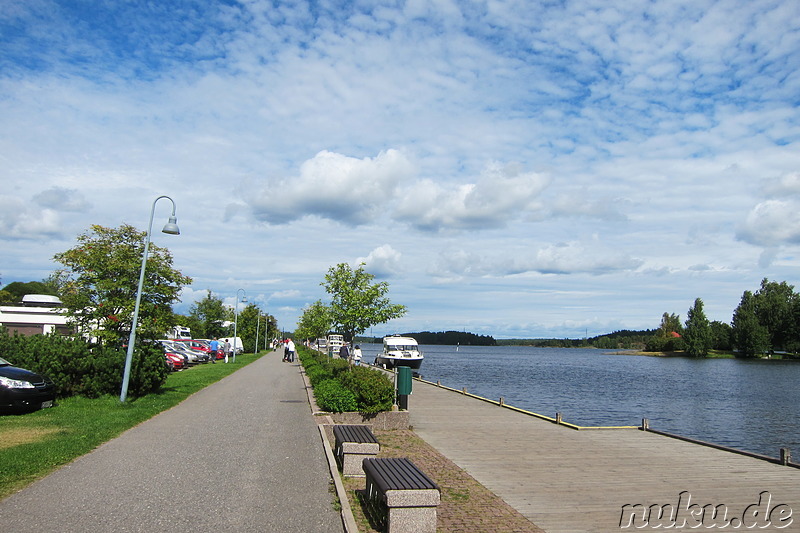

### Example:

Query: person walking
xmin=286 ymin=338 xmax=296 ymax=362
xmin=209 ymin=337 xmax=219 ymax=363
xmin=352 ymin=345 xmax=362 ymax=366
xmin=224 ymin=339 xmax=232 ymax=363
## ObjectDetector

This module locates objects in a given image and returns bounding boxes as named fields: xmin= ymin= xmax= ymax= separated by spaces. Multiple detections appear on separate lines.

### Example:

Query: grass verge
xmin=0 ymin=352 xmax=265 ymax=500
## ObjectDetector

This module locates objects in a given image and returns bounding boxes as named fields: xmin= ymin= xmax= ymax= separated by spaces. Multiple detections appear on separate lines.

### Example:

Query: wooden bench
xmin=363 ymin=457 xmax=440 ymax=533
xmin=333 ymin=424 xmax=380 ymax=476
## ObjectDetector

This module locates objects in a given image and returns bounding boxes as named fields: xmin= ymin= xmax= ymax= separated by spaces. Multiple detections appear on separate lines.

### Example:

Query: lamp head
xmin=162 ymin=215 xmax=180 ymax=235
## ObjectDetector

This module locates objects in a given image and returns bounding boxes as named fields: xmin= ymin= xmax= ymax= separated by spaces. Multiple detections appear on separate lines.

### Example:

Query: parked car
xmin=163 ymin=351 xmax=185 ymax=371
xmin=185 ymin=340 xmax=214 ymax=363
xmin=0 ymin=356 xmax=56 ymax=412
xmin=162 ymin=340 xmax=201 ymax=365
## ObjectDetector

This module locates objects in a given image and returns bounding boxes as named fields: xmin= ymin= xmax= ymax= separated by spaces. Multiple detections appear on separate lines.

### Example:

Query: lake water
xmin=360 ymin=343 xmax=800 ymax=458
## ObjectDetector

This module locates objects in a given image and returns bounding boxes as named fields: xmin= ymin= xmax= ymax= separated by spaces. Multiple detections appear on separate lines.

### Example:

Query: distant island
xmin=357 ymin=329 xmax=656 ymax=349
xmin=357 ymin=330 xmax=497 ymax=346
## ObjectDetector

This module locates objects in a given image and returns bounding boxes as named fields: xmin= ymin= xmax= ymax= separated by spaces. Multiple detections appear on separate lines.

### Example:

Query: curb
xmin=319 ymin=425 xmax=359 ymax=533
xmin=299 ymin=360 xmax=360 ymax=532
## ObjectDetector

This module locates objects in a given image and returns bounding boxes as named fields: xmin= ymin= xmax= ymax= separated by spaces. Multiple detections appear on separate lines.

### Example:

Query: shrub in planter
xmin=306 ymin=365 xmax=330 ymax=387
xmin=323 ymin=357 xmax=351 ymax=378
xmin=315 ymin=378 xmax=358 ymax=413
xmin=338 ymin=366 xmax=394 ymax=415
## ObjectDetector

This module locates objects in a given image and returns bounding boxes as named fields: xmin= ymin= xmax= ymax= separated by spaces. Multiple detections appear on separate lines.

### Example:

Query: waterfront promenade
xmin=408 ymin=378 xmax=800 ymax=533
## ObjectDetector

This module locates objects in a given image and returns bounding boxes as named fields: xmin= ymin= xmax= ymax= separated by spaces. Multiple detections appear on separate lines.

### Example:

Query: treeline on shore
xmin=357 ymin=330 xmax=498 ymax=346
xmin=497 ymin=329 xmax=656 ymax=349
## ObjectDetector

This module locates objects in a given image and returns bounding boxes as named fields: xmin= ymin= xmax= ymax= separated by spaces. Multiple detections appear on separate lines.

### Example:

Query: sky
xmin=1 ymin=0 xmax=799 ymax=339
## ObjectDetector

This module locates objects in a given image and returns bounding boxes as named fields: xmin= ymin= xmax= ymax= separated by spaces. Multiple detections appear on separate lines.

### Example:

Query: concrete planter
xmin=330 ymin=411 xmax=410 ymax=430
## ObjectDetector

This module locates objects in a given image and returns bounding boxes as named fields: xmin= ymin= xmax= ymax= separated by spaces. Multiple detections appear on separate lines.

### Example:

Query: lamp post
xmin=255 ymin=313 xmax=260 ymax=355
xmin=264 ymin=312 xmax=269 ymax=351
xmin=232 ymin=288 xmax=246 ymax=363
xmin=120 ymin=195 xmax=180 ymax=402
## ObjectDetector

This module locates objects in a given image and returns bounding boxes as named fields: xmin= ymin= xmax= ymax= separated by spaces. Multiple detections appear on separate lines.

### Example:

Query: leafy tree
xmin=188 ymin=290 xmax=227 ymax=339
xmin=295 ymin=300 xmax=333 ymax=342
xmin=322 ymin=263 xmax=407 ymax=343
xmin=709 ymin=321 xmax=732 ymax=351
xmin=658 ymin=312 xmax=683 ymax=337
xmin=683 ymin=298 xmax=711 ymax=357
xmin=233 ymin=303 xmax=264 ymax=352
xmin=752 ymin=278 xmax=796 ymax=352
xmin=644 ymin=312 xmax=684 ymax=352
xmin=0 ymin=290 xmax=14 ymax=304
xmin=731 ymin=290 xmax=770 ymax=357
xmin=53 ymin=224 xmax=191 ymax=347
xmin=2 ymin=280 xmax=59 ymax=300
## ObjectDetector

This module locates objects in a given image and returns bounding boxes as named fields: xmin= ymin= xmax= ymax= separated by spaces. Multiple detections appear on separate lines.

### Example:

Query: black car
xmin=0 ymin=356 xmax=56 ymax=412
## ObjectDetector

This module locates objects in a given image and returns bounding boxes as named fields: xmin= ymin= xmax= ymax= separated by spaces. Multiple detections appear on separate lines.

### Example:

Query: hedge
xmin=298 ymin=345 xmax=394 ymax=414
xmin=0 ymin=328 xmax=168 ymax=399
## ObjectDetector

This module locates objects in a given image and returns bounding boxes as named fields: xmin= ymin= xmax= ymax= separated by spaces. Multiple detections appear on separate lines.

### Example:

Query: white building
xmin=0 ymin=294 xmax=71 ymax=336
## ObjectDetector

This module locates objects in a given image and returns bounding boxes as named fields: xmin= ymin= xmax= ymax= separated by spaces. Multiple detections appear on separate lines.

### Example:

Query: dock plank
xmin=409 ymin=379 xmax=799 ymax=532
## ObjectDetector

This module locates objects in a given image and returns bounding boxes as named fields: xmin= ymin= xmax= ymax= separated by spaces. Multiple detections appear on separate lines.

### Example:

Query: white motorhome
xmin=220 ymin=337 xmax=244 ymax=354
xmin=0 ymin=295 xmax=70 ymax=336
xmin=168 ymin=326 xmax=192 ymax=340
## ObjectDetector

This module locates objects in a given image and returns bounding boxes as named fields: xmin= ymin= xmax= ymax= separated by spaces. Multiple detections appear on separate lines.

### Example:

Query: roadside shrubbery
xmin=314 ymin=378 xmax=358 ymax=412
xmin=298 ymin=345 xmax=394 ymax=414
xmin=0 ymin=328 xmax=168 ymax=399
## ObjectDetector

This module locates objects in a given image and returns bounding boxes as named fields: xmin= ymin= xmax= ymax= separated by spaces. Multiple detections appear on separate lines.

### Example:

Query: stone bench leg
xmin=338 ymin=442 xmax=379 ymax=476
xmin=385 ymin=488 xmax=440 ymax=533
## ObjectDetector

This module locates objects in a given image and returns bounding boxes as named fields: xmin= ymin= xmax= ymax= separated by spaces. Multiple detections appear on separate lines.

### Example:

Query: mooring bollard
xmin=781 ymin=447 xmax=792 ymax=466
xmin=556 ymin=412 xmax=562 ymax=424
xmin=642 ymin=418 xmax=649 ymax=431
xmin=499 ymin=397 xmax=504 ymax=406
xmin=462 ymin=387 xmax=467 ymax=394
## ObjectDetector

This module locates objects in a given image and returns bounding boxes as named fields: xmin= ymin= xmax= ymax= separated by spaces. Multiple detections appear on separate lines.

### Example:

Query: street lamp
xmin=255 ymin=313 xmax=260 ymax=355
xmin=231 ymin=288 xmax=246 ymax=363
xmin=120 ymin=195 xmax=180 ymax=402
xmin=264 ymin=312 xmax=269 ymax=350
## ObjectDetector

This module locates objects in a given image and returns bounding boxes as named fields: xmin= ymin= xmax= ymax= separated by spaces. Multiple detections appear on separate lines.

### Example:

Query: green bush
xmin=306 ymin=365 xmax=330 ymax=387
xmin=338 ymin=366 xmax=395 ymax=415
xmin=323 ymin=357 xmax=351 ymax=378
xmin=297 ymin=345 xmax=394 ymax=414
xmin=0 ymin=329 xmax=168 ymax=399
xmin=314 ymin=378 xmax=358 ymax=413
xmin=644 ymin=335 xmax=685 ymax=353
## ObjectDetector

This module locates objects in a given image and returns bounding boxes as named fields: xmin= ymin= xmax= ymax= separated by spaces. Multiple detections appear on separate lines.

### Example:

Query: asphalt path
xmin=0 ymin=350 xmax=343 ymax=533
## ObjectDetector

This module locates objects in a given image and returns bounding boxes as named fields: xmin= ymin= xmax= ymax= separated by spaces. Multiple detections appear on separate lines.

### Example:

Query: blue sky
xmin=2 ymin=0 xmax=799 ymax=338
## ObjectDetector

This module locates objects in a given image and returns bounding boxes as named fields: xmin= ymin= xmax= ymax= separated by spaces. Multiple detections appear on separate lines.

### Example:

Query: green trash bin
xmin=397 ymin=366 xmax=412 ymax=410
xmin=397 ymin=366 xmax=412 ymax=394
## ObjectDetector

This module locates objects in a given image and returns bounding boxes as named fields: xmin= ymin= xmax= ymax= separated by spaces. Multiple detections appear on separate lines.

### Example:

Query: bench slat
xmin=364 ymin=457 xmax=438 ymax=492
xmin=334 ymin=424 xmax=378 ymax=444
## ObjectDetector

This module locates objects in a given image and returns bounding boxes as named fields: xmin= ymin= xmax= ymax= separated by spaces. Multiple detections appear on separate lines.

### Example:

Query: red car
xmin=164 ymin=352 xmax=185 ymax=371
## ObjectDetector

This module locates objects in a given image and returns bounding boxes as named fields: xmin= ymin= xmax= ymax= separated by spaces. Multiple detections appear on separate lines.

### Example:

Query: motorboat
xmin=374 ymin=336 xmax=424 ymax=369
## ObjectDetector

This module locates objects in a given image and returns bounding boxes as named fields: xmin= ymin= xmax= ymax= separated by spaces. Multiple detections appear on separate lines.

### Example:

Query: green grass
xmin=0 ymin=352 xmax=265 ymax=499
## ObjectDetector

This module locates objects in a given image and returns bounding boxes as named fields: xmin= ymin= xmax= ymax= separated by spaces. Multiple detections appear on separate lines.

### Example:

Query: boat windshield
xmin=387 ymin=344 xmax=418 ymax=352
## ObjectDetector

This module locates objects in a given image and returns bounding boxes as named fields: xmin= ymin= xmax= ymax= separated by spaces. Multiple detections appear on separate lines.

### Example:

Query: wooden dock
xmin=408 ymin=379 xmax=799 ymax=532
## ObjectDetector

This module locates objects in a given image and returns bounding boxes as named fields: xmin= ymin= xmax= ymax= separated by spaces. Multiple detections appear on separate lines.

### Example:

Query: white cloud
xmin=0 ymin=195 xmax=64 ymax=240
xmin=429 ymin=241 xmax=643 ymax=280
xmin=393 ymin=163 xmax=550 ymax=231
xmin=247 ymin=149 xmax=415 ymax=226
xmin=737 ymin=199 xmax=800 ymax=247
xmin=33 ymin=187 xmax=90 ymax=212
xmin=357 ymin=245 xmax=403 ymax=278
